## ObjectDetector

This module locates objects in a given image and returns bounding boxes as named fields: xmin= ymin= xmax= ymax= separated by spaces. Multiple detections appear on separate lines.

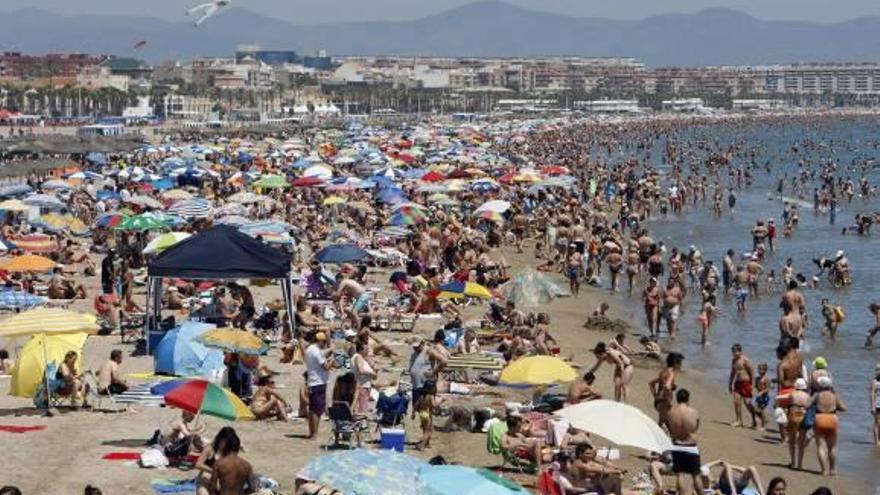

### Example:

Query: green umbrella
xmin=114 ymin=214 xmax=170 ymax=232
xmin=252 ymin=175 xmax=289 ymax=189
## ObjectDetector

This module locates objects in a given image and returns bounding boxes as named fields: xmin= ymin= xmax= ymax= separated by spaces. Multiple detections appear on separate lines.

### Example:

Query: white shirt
xmin=305 ymin=343 xmax=329 ymax=387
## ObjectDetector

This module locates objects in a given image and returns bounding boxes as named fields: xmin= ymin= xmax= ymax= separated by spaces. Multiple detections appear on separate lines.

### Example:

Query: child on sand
xmin=415 ymin=381 xmax=440 ymax=450
xmin=754 ymin=363 xmax=770 ymax=430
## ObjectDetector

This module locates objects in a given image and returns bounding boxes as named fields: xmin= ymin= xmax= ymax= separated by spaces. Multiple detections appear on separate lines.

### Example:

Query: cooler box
xmin=380 ymin=428 xmax=405 ymax=452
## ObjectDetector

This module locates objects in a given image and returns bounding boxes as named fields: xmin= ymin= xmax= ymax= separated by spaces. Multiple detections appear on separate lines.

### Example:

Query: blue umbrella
xmin=0 ymin=237 xmax=17 ymax=251
xmin=377 ymin=187 xmax=407 ymax=205
xmin=291 ymin=158 xmax=311 ymax=169
xmin=297 ymin=449 xmax=428 ymax=495
xmin=86 ymin=152 xmax=107 ymax=165
xmin=150 ymin=178 xmax=175 ymax=191
xmin=96 ymin=190 xmax=120 ymax=201
xmin=153 ymin=321 xmax=224 ymax=378
xmin=23 ymin=194 xmax=65 ymax=210
xmin=418 ymin=465 xmax=525 ymax=495
xmin=0 ymin=184 xmax=33 ymax=198
xmin=0 ymin=289 xmax=46 ymax=310
xmin=313 ymin=243 xmax=370 ymax=264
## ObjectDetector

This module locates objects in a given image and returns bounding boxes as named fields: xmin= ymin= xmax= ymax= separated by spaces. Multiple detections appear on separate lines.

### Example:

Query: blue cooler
xmin=380 ymin=428 xmax=405 ymax=452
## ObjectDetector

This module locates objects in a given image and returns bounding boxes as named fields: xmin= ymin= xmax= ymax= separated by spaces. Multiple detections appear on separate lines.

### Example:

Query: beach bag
xmin=140 ymin=448 xmax=169 ymax=468
xmin=164 ymin=437 xmax=190 ymax=459
xmin=834 ymin=306 xmax=845 ymax=322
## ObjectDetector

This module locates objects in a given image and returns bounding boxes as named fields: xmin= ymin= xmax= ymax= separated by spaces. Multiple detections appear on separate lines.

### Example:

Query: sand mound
xmin=583 ymin=315 xmax=632 ymax=333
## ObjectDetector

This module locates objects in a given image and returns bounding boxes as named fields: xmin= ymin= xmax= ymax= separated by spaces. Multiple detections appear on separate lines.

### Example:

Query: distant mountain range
xmin=2 ymin=2 xmax=880 ymax=66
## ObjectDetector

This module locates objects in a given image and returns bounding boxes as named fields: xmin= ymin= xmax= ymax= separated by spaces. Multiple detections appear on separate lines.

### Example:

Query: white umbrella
xmin=474 ymin=199 xmax=512 ymax=215
xmin=127 ymin=194 xmax=163 ymax=209
xmin=303 ymin=164 xmax=334 ymax=180
xmin=142 ymin=232 xmax=192 ymax=255
xmin=554 ymin=400 xmax=673 ymax=453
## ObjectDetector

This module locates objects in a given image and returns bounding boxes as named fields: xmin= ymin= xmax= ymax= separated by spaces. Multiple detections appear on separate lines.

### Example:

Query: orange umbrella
xmin=14 ymin=234 xmax=59 ymax=253
xmin=0 ymin=254 xmax=57 ymax=272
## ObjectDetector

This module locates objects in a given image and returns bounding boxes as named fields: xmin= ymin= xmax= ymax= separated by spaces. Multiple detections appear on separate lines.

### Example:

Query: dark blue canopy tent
xmin=145 ymin=225 xmax=295 ymax=352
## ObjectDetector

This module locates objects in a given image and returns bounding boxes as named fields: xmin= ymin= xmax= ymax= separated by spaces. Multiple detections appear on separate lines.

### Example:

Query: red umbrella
xmin=541 ymin=165 xmax=569 ymax=176
xmin=421 ymin=171 xmax=446 ymax=183
xmin=447 ymin=169 xmax=472 ymax=179
xmin=498 ymin=173 xmax=515 ymax=184
xmin=292 ymin=177 xmax=324 ymax=187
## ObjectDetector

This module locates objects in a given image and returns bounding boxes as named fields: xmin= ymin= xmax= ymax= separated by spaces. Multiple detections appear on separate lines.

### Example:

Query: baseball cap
xmin=794 ymin=378 xmax=807 ymax=391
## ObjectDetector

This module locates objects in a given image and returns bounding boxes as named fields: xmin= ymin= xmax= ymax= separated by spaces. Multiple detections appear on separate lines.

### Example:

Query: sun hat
xmin=813 ymin=356 xmax=828 ymax=370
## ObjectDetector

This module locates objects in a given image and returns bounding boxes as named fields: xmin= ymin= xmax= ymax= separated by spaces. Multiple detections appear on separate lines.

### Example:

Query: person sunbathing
xmin=48 ymin=267 xmax=86 ymax=299
xmin=501 ymin=415 xmax=554 ymax=464
xmin=250 ymin=376 xmax=290 ymax=421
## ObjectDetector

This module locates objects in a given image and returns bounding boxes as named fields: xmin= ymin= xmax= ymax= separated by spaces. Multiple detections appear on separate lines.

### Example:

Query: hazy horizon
xmin=2 ymin=0 xmax=879 ymax=24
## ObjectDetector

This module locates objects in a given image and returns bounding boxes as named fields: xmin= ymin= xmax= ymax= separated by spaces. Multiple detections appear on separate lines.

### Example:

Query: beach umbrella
xmin=161 ymin=189 xmax=194 ymax=201
xmin=0 ymin=184 xmax=33 ymax=198
xmin=94 ymin=213 xmax=129 ymax=229
xmin=215 ymin=203 xmax=249 ymax=217
xmin=436 ymin=280 xmax=493 ymax=300
xmin=540 ymin=165 xmax=570 ymax=176
xmin=416 ymin=184 xmax=449 ymax=194
xmin=297 ymin=449 xmax=428 ymax=495
xmin=499 ymin=356 xmax=577 ymax=386
xmin=322 ymin=195 xmax=346 ymax=206
xmin=421 ymin=171 xmax=446 ymax=182
xmin=33 ymin=213 xmax=88 ymax=234
xmin=196 ymin=328 xmax=268 ymax=356
xmin=150 ymin=379 xmax=254 ymax=421
xmin=474 ymin=199 xmax=512 ymax=215
xmin=215 ymin=215 xmax=250 ymax=226
xmin=0 ymin=237 xmax=18 ymax=251
xmin=0 ymin=199 xmax=30 ymax=212
xmin=387 ymin=210 xmax=426 ymax=226
xmin=502 ymin=269 xmax=570 ymax=309
xmin=41 ymin=179 xmax=74 ymax=191
xmin=0 ymin=290 xmax=45 ymax=310
xmin=419 ymin=465 xmax=525 ymax=495
xmin=13 ymin=234 xmax=58 ymax=253
xmin=167 ymin=198 xmax=212 ymax=219
xmin=153 ymin=321 xmax=224 ymax=378
xmin=252 ymin=175 xmax=289 ymax=189
xmin=227 ymin=192 xmax=265 ymax=204
xmin=303 ymin=164 xmax=334 ymax=180
xmin=23 ymin=194 xmax=65 ymax=210
xmin=115 ymin=214 xmax=170 ymax=232
xmin=292 ymin=176 xmax=325 ymax=187
xmin=314 ymin=243 xmax=370 ymax=264
xmin=0 ymin=308 xmax=98 ymax=338
xmin=9 ymin=332 xmax=87 ymax=398
xmin=127 ymin=194 xmax=163 ymax=209
xmin=143 ymin=232 xmax=192 ymax=255
xmin=0 ymin=254 xmax=57 ymax=273
xmin=554 ymin=400 xmax=674 ymax=453
xmin=65 ymin=171 xmax=104 ymax=181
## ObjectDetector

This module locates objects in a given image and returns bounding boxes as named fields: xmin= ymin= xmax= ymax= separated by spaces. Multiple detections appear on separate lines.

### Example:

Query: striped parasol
xmin=0 ymin=307 xmax=99 ymax=337
xmin=13 ymin=234 xmax=59 ymax=253
xmin=0 ymin=290 xmax=46 ymax=310
xmin=166 ymin=198 xmax=212 ymax=219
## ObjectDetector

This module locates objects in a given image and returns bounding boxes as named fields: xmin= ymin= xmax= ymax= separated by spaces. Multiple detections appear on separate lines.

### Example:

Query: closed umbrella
xmin=499 ymin=356 xmax=577 ymax=386
xmin=554 ymin=400 xmax=674 ymax=453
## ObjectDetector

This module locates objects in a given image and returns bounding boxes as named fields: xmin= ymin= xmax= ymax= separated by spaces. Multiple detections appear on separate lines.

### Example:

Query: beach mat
xmin=102 ymin=452 xmax=141 ymax=460
xmin=0 ymin=425 xmax=46 ymax=433
xmin=114 ymin=383 xmax=166 ymax=407
xmin=150 ymin=478 xmax=197 ymax=494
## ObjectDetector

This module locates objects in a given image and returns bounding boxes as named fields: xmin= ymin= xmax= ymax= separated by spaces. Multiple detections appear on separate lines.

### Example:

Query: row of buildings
xmin=5 ymin=48 xmax=880 ymax=97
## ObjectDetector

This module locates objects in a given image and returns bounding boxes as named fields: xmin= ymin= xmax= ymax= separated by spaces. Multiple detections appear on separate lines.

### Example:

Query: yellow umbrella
xmin=0 ymin=199 xmax=29 ymax=212
xmin=322 ymin=196 xmax=347 ymax=206
xmin=499 ymin=356 xmax=577 ymax=386
xmin=9 ymin=332 xmax=87 ymax=397
xmin=0 ymin=254 xmax=57 ymax=273
xmin=196 ymin=328 xmax=268 ymax=355
xmin=0 ymin=308 xmax=99 ymax=338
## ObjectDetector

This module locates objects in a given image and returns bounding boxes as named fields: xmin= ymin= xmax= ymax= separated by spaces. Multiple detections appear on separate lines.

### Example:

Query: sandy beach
xmin=0 ymin=239 xmax=869 ymax=494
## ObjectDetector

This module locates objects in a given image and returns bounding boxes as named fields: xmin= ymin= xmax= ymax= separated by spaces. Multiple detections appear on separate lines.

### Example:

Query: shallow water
xmin=616 ymin=119 xmax=880 ymax=483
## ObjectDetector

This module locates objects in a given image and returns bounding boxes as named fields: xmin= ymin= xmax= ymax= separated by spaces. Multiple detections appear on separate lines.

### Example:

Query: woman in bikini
xmin=650 ymin=352 xmax=683 ymax=428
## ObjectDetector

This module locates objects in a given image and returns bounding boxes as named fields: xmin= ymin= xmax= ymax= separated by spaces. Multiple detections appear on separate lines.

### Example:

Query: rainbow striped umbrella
xmin=12 ymin=234 xmax=58 ymax=253
xmin=437 ymin=280 xmax=493 ymax=300
xmin=150 ymin=379 xmax=254 ymax=421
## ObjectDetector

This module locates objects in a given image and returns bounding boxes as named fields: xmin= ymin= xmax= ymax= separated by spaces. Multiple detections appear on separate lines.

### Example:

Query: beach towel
xmin=0 ymin=425 xmax=46 ymax=433
xmin=102 ymin=452 xmax=141 ymax=460
xmin=150 ymin=478 xmax=197 ymax=494
xmin=486 ymin=420 xmax=508 ymax=455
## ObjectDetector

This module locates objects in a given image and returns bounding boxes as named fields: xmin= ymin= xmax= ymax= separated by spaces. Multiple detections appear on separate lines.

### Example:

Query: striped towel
xmin=114 ymin=383 xmax=165 ymax=407
xmin=446 ymin=355 xmax=504 ymax=370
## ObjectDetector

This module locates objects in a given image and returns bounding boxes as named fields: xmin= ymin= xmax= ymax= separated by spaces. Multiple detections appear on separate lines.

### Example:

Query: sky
xmin=3 ymin=0 xmax=879 ymax=23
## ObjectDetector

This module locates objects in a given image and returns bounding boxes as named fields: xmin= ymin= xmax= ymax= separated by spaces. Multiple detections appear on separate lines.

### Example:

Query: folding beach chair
xmin=84 ymin=370 xmax=124 ymax=413
xmin=325 ymin=401 xmax=368 ymax=450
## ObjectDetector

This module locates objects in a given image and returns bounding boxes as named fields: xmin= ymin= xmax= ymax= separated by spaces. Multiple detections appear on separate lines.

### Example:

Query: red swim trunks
xmin=734 ymin=380 xmax=753 ymax=399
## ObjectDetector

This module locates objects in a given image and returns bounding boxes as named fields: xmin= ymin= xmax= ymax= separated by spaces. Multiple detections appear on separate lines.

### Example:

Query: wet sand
xmin=0 ymin=243 xmax=869 ymax=494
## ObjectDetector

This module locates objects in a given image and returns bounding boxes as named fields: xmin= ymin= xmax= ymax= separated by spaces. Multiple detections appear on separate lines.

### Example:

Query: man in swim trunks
xmin=666 ymin=389 xmax=704 ymax=495
xmin=728 ymin=344 xmax=757 ymax=429
xmin=660 ymin=278 xmax=683 ymax=338
xmin=565 ymin=244 xmax=583 ymax=297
